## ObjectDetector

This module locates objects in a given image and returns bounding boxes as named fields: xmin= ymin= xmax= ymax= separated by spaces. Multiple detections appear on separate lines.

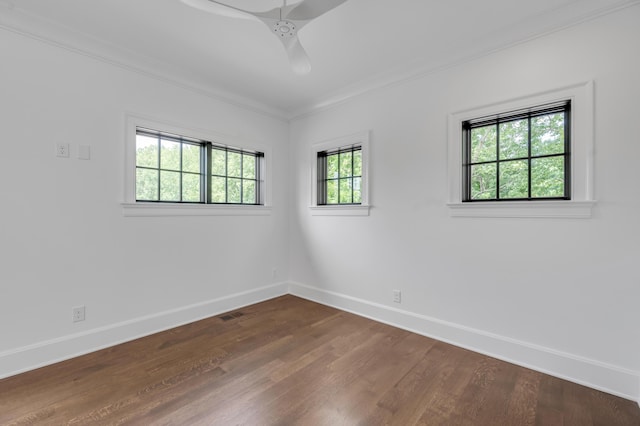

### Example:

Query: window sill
xmin=122 ymin=203 xmax=272 ymax=217
xmin=309 ymin=205 xmax=371 ymax=216
xmin=446 ymin=200 xmax=595 ymax=219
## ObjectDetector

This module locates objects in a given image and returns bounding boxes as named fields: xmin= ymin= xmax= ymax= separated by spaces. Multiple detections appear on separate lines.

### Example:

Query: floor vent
xmin=220 ymin=311 xmax=244 ymax=321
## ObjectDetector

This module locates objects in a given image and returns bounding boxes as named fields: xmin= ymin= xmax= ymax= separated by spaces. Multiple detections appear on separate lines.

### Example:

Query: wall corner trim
xmin=288 ymin=281 xmax=640 ymax=402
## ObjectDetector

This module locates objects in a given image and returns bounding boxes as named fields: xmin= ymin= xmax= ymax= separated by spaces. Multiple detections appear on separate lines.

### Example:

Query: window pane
xmin=499 ymin=119 xmax=528 ymax=160
xmin=227 ymin=178 xmax=241 ymax=203
xmin=182 ymin=173 xmax=200 ymax=202
xmin=211 ymin=176 xmax=226 ymax=203
xmin=470 ymin=163 xmax=497 ymax=200
xmin=471 ymin=125 xmax=497 ymax=163
xmin=160 ymin=171 xmax=180 ymax=201
xmin=532 ymin=113 xmax=565 ymax=157
xmin=160 ymin=140 xmax=180 ymax=171
xmin=182 ymin=144 xmax=200 ymax=174
xmin=340 ymin=152 xmax=353 ymax=177
xmin=243 ymin=180 xmax=256 ymax=204
xmin=326 ymin=180 xmax=338 ymax=204
xmin=532 ymin=156 xmax=565 ymax=197
xmin=228 ymin=152 xmax=242 ymax=178
xmin=499 ymin=160 xmax=529 ymax=199
xmin=339 ymin=178 xmax=353 ymax=203
xmin=136 ymin=168 xmax=158 ymax=200
xmin=327 ymin=154 xmax=339 ymax=179
xmin=353 ymin=150 xmax=362 ymax=176
xmin=353 ymin=177 xmax=362 ymax=203
xmin=136 ymin=135 xmax=158 ymax=168
xmin=243 ymin=154 xmax=255 ymax=179
xmin=211 ymin=148 xmax=226 ymax=176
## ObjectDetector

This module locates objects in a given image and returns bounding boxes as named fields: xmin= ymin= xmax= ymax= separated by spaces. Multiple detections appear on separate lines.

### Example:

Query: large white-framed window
xmin=123 ymin=114 xmax=271 ymax=217
xmin=310 ymin=131 xmax=370 ymax=216
xmin=447 ymin=81 xmax=596 ymax=218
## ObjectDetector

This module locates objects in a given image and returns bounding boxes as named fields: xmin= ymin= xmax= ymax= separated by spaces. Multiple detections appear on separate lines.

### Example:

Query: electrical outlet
xmin=56 ymin=143 xmax=69 ymax=158
xmin=393 ymin=290 xmax=401 ymax=303
xmin=72 ymin=305 xmax=85 ymax=322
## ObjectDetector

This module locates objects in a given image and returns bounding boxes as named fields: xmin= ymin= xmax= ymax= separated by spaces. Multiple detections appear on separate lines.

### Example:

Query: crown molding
xmin=0 ymin=4 xmax=290 ymax=122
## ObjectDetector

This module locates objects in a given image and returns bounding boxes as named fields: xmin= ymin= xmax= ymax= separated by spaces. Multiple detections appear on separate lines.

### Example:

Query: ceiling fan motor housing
xmin=273 ymin=20 xmax=297 ymax=37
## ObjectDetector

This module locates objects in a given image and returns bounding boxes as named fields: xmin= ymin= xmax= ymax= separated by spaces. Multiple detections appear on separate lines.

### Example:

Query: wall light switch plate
xmin=78 ymin=145 xmax=90 ymax=160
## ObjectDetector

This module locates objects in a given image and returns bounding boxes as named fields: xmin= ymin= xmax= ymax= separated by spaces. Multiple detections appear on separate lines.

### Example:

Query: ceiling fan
xmin=180 ymin=0 xmax=348 ymax=75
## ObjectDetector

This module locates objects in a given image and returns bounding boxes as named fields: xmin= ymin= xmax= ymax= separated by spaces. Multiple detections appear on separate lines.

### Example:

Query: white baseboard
xmin=288 ymin=281 xmax=640 ymax=402
xmin=3 ymin=280 xmax=638 ymax=404
xmin=0 ymin=282 xmax=288 ymax=380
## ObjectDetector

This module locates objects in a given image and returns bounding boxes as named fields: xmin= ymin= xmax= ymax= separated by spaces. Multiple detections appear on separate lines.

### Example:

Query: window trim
xmin=123 ymin=114 xmax=271 ymax=217
xmin=447 ymin=82 xmax=596 ymax=218
xmin=310 ymin=131 xmax=370 ymax=216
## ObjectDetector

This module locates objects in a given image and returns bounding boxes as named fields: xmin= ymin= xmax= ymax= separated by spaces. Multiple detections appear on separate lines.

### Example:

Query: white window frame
xmin=310 ymin=131 xmax=370 ymax=216
xmin=447 ymin=81 xmax=596 ymax=218
xmin=122 ymin=114 xmax=271 ymax=217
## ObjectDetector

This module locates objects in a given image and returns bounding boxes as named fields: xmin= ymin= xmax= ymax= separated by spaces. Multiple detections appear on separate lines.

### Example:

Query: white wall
xmin=289 ymin=6 xmax=640 ymax=400
xmin=0 ymin=29 xmax=289 ymax=376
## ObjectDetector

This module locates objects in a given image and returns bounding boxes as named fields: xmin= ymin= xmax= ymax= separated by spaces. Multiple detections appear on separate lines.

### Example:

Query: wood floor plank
xmin=562 ymin=380 xmax=594 ymax=426
xmin=0 ymin=295 xmax=638 ymax=425
xmin=365 ymin=341 xmax=464 ymax=425
xmin=536 ymin=375 xmax=565 ymax=426
xmin=503 ymin=367 xmax=541 ymax=426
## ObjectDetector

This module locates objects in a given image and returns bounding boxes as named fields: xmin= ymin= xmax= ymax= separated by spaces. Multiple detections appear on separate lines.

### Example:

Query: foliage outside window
xmin=462 ymin=101 xmax=570 ymax=202
xmin=135 ymin=128 xmax=263 ymax=205
xmin=317 ymin=146 xmax=362 ymax=205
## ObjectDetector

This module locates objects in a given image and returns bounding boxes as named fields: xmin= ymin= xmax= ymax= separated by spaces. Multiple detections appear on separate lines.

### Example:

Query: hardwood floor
xmin=1 ymin=295 xmax=638 ymax=425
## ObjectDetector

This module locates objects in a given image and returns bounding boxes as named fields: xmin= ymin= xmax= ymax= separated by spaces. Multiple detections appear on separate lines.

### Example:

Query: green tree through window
xmin=317 ymin=146 xmax=362 ymax=205
xmin=135 ymin=128 xmax=263 ymax=204
xmin=463 ymin=101 xmax=570 ymax=201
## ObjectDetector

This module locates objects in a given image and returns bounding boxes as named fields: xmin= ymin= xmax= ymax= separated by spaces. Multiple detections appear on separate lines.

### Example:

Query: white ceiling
xmin=1 ymin=0 xmax=637 ymax=118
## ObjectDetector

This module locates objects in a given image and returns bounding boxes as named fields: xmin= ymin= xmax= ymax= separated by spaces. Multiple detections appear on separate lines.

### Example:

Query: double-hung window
xmin=135 ymin=127 xmax=264 ymax=205
xmin=462 ymin=101 xmax=571 ymax=201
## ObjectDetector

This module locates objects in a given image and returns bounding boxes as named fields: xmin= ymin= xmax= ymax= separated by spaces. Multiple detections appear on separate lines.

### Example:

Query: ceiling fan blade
xmin=281 ymin=35 xmax=311 ymax=75
xmin=180 ymin=0 xmax=259 ymax=21
xmin=284 ymin=0 xmax=348 ymax=21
